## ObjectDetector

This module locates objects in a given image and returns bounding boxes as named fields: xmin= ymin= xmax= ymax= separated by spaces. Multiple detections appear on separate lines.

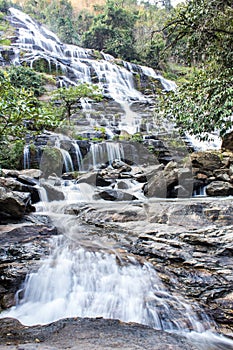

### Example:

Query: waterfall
xmin=0 ymin=240 xmax=209 ymax=332
xmin=8 ymin=7 xmax=175 ymax=102
xmin=72 ymin=142 xmax=84 ymax=171
xmin=88 ymin=142 xmax=124 ymax=170
xmin=23 ymin=144 xmax=30 ymax=169
xmin=56 ymin=148 xmax=74 ymax=173
xmin=106 ymin=142 xmax=124 ymax=164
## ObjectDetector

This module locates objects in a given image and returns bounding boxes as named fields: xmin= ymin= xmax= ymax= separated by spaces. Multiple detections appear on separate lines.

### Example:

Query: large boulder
xmin=41 ymin=183 xmax=65 ymax=202
xmin=0 ymin=187 xmax=34 ymax=220
xmin=0 ymin=177 xmax=40 ymax=204
xmin=206 ymin=181 xmax=233 ymax=196
xmin=222 ymin=131 xmax=233 ymax=151
xmin=191 ymin=152 xmax=223 ymax=174
xmin=94 ymin=189 xmax=137 ymax=201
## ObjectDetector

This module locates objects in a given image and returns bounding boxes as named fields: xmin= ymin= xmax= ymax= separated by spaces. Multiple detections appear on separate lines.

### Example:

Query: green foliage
xmin=0 ymin=0 xmax=14 ymax=13
xmin=6 ymin=65 xmax=46 ymax=96
xmin=82 ymin=0 xmax=138 ymax=61
xmin=50 ymin=84 xmax=103 ymax=123
xmin=161 ymin=0 xmax=233 ymax=138
xmin=131 ymin=132 xmax=143 ymax=142
xmin=160 ymin=66 xmax=233 ymax=138
xmin=0 ymin=139 xmax=24 ymax=169
xmin=164 ymin=0 xmax=233 ymax=66
xmin=0 ymin=71 xmax=61 ymax=141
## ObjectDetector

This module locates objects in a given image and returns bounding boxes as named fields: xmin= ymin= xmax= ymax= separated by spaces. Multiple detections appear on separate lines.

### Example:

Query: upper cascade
xmin=6 ymin=7 xmax=176 ymax=103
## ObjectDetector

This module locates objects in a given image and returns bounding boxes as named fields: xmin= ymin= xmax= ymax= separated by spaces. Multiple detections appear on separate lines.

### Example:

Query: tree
xmin=160 ymin=0 xmax=233 ymax=138
xmin=81 ymin=0 xmax=138 ymax=61
xmin=7 ymin=65 xmax=46 ymax=97
xmin=20 ymin=0 xmax=80 ymax=45
xmin=0 ymin=70 xmax=61 ymax=141
xmin=50 ymin=83 xmax=103 ymax=123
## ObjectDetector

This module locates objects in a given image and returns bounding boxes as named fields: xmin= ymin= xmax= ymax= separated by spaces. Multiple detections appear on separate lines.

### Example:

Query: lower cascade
xmin=1 ymin=194 xmax=233 ymax=350
xmin=0 ymin=241 xmax=208 ymax=331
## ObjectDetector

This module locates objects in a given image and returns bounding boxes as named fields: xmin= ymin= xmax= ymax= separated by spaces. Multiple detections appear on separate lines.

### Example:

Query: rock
xmin=41 ymin=183 xmax=65 ymax=201
xmin=144 ymin=172 xmax=167 ymax=198
xmin=77 ymin=171 xmax=113 ymax=187
xmin=191 ymin=152 xmax=223 ymax=173
xmin=17 ymin=174 xmax=38 ymax=186
xmin=18 ymin=169 xmax=42 ymax=179
xmin=0 ymin=177 xmax=40 ymax=204
xmin=0 ymin=215 xmax=57 ymax=311
xmin=0 ymin=317 xmax=199 ymax=350
xmin=213 ymin=169 xmax=231 ymax=182
xmin=134 ymin=164 xmax=165 ymax=183
xmin=206 ymin=181 xmax=233 ymax=196
xmin=1 ymin=169 xmax=20 ymax=178
xmin=94 ymin=189 xmax=137 ymax=201
xmin=222 ymin=131 xmax=233 ymax=151
xmin=0 ymin=187 xmax=34 ymax=220
xmin=112 ymin=160 xmax=131 ymax=172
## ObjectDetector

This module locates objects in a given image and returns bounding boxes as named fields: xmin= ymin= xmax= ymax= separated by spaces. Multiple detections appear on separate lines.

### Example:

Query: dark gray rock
xmin=0 ymin=187 xmax=34 ymax=220
xmin=0 ymin=317 xmax=199 ymax=350
xmin=222 ymin=131 xmax=233 ymax=151
xmin=94 ymin=189 xmax=137 ymax=201
xmin=206 ymin=181 xmax=233 ymax=196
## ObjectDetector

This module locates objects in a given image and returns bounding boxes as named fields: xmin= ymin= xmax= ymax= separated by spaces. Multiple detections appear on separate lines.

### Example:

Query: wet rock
xmin=77 ymin=171 xmax=113 ymax=187
xmin=0 ymin=187 xmax=34 ymax=220
xmin=41 ymin=183 xmax=65 ymax=201
xmin=0 ymin=177 xmax=40 ymax=204
xmin=94 ymin=189 xmax=137 ymax=201
xmin=0 ymin=215 xmax=57 ymax=311
xmin=206 ymin=181 xmax=233 ymax=196
xmin=17 ymin=174 xmax=38 ymax=186
xmin=0 ymin=317 xmax=199 ymax=349
xmin=18 ymin=169 xmax=42 ymax=179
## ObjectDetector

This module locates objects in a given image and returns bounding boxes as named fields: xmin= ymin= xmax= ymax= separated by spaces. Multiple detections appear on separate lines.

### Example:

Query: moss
xmin=0 ymin=38 xmax=11 ymax=45
xmin=32 ymin=58 xmax=63 ymax=75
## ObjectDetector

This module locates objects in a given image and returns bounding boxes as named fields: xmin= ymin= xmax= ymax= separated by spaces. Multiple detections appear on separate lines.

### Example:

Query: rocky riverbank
xmin=1 ymin=152 xmax=233 ymax=347
xmin=0 ymin=317 xmax=203 ymax=350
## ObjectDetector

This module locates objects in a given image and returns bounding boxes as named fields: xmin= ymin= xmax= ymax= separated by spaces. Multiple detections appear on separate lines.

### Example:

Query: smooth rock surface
xmin=0 ymin=317 xmax=199 ymax=350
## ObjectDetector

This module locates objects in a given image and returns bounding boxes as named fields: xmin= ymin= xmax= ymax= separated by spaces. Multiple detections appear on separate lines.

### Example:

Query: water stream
xmin=1 ymin=190 xmax=233 ymax=349
xmin=3 ymin=6 xmax=233 ymax=349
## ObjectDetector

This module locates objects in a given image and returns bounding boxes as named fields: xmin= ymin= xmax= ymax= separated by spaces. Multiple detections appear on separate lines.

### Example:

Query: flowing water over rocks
xmin=1 ymin=6 xmax=233 ymax=350
xmin=1 ymin=185 xmax=233 ymax=349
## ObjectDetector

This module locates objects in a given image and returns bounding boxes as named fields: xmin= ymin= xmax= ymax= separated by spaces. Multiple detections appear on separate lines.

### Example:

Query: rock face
xmin=65 ymin=198 xmax=233 ymax=334
xmin=206 ymin=181 xmax=233 ymax=196
xmin=0 ymin=187 xmax=34 ymax=220
xmin=0 ymin=317 xmax=200 ymax=350
xmin=191 ymin=151 xmax=233 ymax=196
xmin=0 ymin=214 xmax=57 ymax=311
xmin=222 ymin=131 xmax=233 ymax=151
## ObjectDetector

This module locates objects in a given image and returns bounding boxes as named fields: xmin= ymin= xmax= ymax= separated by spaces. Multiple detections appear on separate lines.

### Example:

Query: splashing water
xmin=0 ymin=240 xmax=208 ymax=332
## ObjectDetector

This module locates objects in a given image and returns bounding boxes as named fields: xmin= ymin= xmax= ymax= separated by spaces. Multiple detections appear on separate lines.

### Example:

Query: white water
xmin=87 ymin=142 xmax=124 ymax=170
xmin=1 ymin=188 xmax=233 ymax=349
xmin=0 ymin=237 xmax=208 ymax=332
xmin=9 ymin=7 xmax=179 ymax=136
xmin=23 ymin=144 xmax=30 ymax=169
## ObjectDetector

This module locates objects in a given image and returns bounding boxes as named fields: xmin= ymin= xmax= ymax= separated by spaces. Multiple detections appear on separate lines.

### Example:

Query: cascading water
xmin=7 ymin=7 xmax=177 ymax=136
xmin=87 ymin=142 xmax=124 ymax=170
xmin=0 ymin=240 xmax=208 ymax=332
xmin=72 ymin=142 xmax=84 ymax=171
xmin=23 ymin=144 xmax=30 ymax=169
xmin=2 ymin=198 xmax=233 ymax=350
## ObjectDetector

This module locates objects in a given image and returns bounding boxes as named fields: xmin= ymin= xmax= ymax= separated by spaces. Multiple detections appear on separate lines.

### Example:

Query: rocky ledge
xmin=0 ymin=214 xmax=57 ymax=311
xmin=0 ymin=317 xmax=217 ymax=350
xmin=65 ymin=198 xmax=233 ymax=334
